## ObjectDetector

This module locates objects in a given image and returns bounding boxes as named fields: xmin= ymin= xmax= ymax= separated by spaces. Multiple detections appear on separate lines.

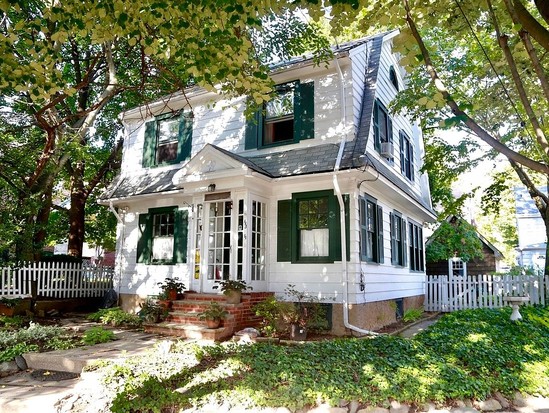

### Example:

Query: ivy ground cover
xmin=97 ymin=306 xmax=549 ymax=412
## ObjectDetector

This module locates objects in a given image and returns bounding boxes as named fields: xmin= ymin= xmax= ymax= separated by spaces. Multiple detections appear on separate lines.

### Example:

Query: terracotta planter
xmin=206 ymin=318 xmax=221 ymax=329
xmin=158 ymin=299 xmax=172 ymax=310
xmin=167 ymin=289 xmax=178 ymax=301
xmin=290 ymin=324 xmax=307 ymax=341
xmin=0 ymin=304 xmax=15 ymax=317
xmin=224 ymin=290 xmax=241 ymax=304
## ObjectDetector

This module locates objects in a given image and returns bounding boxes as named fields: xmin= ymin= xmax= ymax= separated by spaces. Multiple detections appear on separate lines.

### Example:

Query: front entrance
xmin=194 ymin=195 xmax=266 ymax=294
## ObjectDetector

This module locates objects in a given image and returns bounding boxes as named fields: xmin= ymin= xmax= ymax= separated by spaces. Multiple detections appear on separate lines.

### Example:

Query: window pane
xmin=158 ymin=118 xmax=179 ymax=143
xmin=264 ymin=84 xmax=295 ymax=145
xmin=152 ymin=237 xmax=174 ymax=261
xmin=300 ymin=228 xmax=329 ymax=257
xmin=266 ymin=87 xmax=294 ymax=119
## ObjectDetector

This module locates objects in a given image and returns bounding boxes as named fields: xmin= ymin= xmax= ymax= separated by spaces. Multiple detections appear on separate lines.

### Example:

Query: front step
xmin=144 ymin=322 xmax=232 ymax=341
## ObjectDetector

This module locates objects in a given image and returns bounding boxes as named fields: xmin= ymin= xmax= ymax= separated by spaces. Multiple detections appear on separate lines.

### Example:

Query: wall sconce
xmin=207 ymin=183 xmax=216 ymax=192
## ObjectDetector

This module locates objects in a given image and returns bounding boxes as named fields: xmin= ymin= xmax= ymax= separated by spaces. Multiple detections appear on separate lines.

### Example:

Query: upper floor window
xmin=399 ymin=131 xmax=414 ymax=181
xmin=137 ymin=206 xmax=188 ymax=264
xmin=359 ymin=195 xmax=384 ymax=263
xmin=373 ymin=99 xmax=393 ymax=157
xmin=264 ymin=83 xmax=295 ymax=145
xmin=142 ymin=112 xmax=193 ymax=168
xmin=408 ymin=220 xmax=424 ymax=271
xmin=245 ymin=81 xmax=314 ymax=150
xmin=389 ymin=66 xmax=399 ymax=91
xmin=390 ymin=211 xmax=406 ymax=266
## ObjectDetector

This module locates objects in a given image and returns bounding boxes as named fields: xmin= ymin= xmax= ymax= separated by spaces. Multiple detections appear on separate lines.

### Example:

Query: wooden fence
xmin=0 ymin=261 xmax=114 ymax=299
xmin=425 ymin=274 xmax=548 ymax=312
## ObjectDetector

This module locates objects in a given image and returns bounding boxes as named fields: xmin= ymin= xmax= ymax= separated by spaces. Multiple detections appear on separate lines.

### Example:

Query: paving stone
xmin=477 ymin=399 xmax=501 ymax=411
xmin=493 ymin=392 xmax=510 ymax=409
xmin=0 ymin=360 xmax=19 ymax=377
xmin=449 ymin=408 xmax=479 ymax=413
xmin=307 ymin=407 xmax=347 ymax=413
xmin=357 ymin=408 xmax=390 ymax=413
xmin=390 ymin=400 xmax=410 ymax=413
xmin=349 ymin=400 xmax=361 ymax=413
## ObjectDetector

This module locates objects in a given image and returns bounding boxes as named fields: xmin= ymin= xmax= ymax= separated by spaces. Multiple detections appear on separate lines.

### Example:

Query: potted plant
xmin=157 ymin=277 xmax=185 ymax=301
xmin=0 ymin=297 xmax=22 ymax=316
xmin=218 ymin=279 xmax=252 ymax=304
xmin=198 ymin=301 xmax=228 ymax=329
xmin=139 ymin=299 xmax=168 ymax=323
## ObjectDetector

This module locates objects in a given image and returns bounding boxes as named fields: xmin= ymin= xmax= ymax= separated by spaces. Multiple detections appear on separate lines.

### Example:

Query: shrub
xmin=402 ymin=307 xmax=423 ymax=323
xmin=87 ymin=307 xmax=141 ymax=327
xmin=253 ymin=296 xmax=285 ymax=337
xmin=82 ymin=327 xmax=116 ymax=345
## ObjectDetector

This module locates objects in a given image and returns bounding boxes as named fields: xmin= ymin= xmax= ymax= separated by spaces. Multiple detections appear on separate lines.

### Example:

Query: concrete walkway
xmin=397 ymin=314 xmax=441 ymax=338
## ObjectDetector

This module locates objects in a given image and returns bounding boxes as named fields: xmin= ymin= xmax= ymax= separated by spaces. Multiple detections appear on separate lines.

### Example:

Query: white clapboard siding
xmin=0 ymin=261 xmax=114 ymax=299
xmin=425 ymin=274 xmax=549 ymax=312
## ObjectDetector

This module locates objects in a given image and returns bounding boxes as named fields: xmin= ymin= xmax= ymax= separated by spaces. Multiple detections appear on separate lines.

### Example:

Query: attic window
xmin=389 ymin=66 xmax=399 ymax=91
xmin=264 ymin=82 xmax=295 ymax=145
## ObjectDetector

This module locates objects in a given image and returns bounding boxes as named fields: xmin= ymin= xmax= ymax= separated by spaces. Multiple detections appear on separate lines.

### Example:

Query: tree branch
xmin=402 ymin=0 xmax=549 ymax=174
xmin=513 ymin=0 xmax=549 ymax=51
xmin=84 ymin=137 xmax=123 ymax=197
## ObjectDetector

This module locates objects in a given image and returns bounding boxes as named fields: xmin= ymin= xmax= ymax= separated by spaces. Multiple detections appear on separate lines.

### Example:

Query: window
xmin=390 ymin=211 xmax=406 ymax=266
xmin=450 ymin=258 xmax=466 ymax=276
xmin=277 ymin=190 xmax=349 ymax=263
xmin=251 ymin=200 xmax=266 ymax=280
xmin=245 ymin=81 xmax=314 ymax=149
xmin=137 ymin=206 xmax=188 ymax=264
xmin=264 ymin=83 xmax=295 ymax=145
xmin=400 ymin=131 xmax=414 ymax=181
xmin=359 ymin=196 xmax=384 ymax=263
xmin=373 ymin=99 xmax=393 ymax=155
xmin=389 ymin=66 xmax=399 ymax=91
xmin=142 ymin=112 xmax=193 ymax=167
xmin=408 ymin=221 xmax=424 ymax=271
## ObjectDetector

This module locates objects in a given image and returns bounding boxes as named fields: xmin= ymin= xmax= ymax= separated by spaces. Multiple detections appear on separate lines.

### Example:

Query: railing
xmin=425 ymin=273 xmax=548 ymax=312
xmin=0 ymin=261 xmax=114 ymax=299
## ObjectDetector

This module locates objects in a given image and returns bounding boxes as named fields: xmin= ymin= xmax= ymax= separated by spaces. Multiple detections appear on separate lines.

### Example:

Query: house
xmin=99 ymin=31 xmax=436 ymax=335
xmin=515 ymin=186 xmax=547 ymax=273
xmin=426 ymin=216 xmax=504 ymax=276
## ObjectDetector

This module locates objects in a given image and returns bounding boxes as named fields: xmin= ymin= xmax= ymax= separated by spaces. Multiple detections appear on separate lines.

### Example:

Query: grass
xmin=93 ymin=305 xmax=549 ymax=413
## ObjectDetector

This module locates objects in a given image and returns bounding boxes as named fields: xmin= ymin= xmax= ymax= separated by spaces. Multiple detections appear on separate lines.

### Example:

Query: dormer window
xmin=245 ymin=80 xmax=314 ymax=150
xmin=399 ymin=131 xmax=414 ymax=181
xmin=373 ymin=99 xmax=393 ymax=157
xmin=142 ymin=112 xmax=193 ymax=168
xmin=389 ymin=66 xmax=399 ymax=91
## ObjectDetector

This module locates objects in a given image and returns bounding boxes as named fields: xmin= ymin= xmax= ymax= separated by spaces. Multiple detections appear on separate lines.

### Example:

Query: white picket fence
xmin=0 ymin=261 xmax=114 ymax=299
xmin=425 ymin=274 xmax=548 ymax=312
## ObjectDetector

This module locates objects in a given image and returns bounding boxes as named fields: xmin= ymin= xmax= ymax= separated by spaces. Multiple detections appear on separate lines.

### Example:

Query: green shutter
xmin=390 ymin=212 xmax=397 ymax=265
xmin=388 ymin=116 xmax=393 ymax=145
xmin=400 ymin=132 xmax=405 ymax=174
xmin=402 ymin=220 xmax=407 ymax=267
xmin=245 ymin=106 xmax=262 ymax=150
xmin=174 ymin=209 xmax=189 ymax=263
xmin=377 ymin=205 xmax=384 ymax=263
xmin=373 ymin=100 xmax=380 ymax=150
xmin=136 ymin=213 xmax=152 ymax=264
xmin=295 ymin=81 xmax=314 ymax=141
xmin=177 ymin=113 xmax=193 ymax=163
xmin=344 ymin=194 xmax=350 ymax=262
xmin=277 ymin=200 xmax=292 ymax=261
xmin=142 ymin=120 xmax=157 ymax=167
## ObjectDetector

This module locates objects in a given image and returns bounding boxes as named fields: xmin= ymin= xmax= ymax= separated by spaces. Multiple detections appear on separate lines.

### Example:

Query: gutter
xmin=333 ymin=45 xmax=379 ymax=336
xmin=109 ymin=201 xmax=125 ymax=306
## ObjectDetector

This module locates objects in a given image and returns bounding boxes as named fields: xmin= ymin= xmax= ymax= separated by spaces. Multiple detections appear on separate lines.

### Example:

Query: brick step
xmin=171 ymin=300 xmax=235 ymax=312
xmin=143 ymin=322 xmax=233 ymax=342
xmin=166 ymin=310 xmax=234 ymax=326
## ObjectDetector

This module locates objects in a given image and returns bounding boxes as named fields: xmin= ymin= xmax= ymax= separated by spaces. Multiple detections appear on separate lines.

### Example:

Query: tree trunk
xmin=67 ymin=165 xmax=87 ymax=258
xmin=32 ymin=190 xmax=53 ymax=261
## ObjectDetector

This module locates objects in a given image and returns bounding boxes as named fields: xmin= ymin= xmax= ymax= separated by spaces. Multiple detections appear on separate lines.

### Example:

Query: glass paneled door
xmin=203 ymin=201 xmax=232 ymax=293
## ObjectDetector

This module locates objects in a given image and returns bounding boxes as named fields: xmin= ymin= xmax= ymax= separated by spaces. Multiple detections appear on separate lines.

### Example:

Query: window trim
xmin=399 ymin=131 xmax=415 ymax=181
xmin=408 ymin=220 xmax=424 ymax=272
xmin=390 ymin=210 xmax=406 ymax=267
xmin=262 ymin=81 xmax=297 ymax=148
xmin=389 ymin=66 xmax=399 ymax=91
xmin=373 ymin=99 xmax=393 ymax=154
xmin=142 ymin=111 xmax=193 ymax=168
xmin=137 ymin=206 xmax=188 ymax=265
xmin=359 ymin=195 xmax=384 ymax=263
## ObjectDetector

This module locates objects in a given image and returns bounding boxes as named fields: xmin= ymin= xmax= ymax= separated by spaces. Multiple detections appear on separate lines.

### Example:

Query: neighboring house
xmin=99 ymin=31 xmax=436 ymax=334
xmin=426 ymin=216 xmax=504 ymax=276
xmin=515 ymin=186 xmax=547 ymax=272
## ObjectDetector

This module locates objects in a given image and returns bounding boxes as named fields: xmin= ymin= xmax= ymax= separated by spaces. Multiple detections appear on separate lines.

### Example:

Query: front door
xmin=203 ymin=200 xmax=233 ymax=293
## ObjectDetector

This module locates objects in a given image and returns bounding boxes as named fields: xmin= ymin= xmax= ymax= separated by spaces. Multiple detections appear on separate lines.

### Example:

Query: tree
xmin=426 ymin=218 xmax=483 ymax=263
xmin=0 ymin=0 xmax=328 ymax=261
xmin=333 ymin=0 xmax=549 ymax=274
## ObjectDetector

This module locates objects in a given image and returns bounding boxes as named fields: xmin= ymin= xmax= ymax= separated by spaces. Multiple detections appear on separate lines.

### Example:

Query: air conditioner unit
xmin=380 ymin=142 xmax=394 ymax=157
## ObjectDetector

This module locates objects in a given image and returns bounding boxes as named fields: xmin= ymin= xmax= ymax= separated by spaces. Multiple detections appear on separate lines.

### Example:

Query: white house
xmin=514 ymin=186 xmax=547 ymax=273
xmin=99 ymin=31 xmax=436 ymax=335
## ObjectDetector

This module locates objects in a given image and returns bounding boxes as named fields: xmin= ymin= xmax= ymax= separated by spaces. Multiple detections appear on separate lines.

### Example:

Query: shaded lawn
xmin=101 ymin=306 xmax=549 ymax=412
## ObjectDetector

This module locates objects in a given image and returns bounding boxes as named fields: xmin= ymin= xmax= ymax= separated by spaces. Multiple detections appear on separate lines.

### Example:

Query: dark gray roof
xmin=100 ymin=169 xmax=180 ymax=199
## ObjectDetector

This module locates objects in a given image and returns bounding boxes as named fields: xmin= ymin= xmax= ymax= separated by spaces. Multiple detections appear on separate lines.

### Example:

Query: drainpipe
xmin=333 ymin=51 xmax=379 ymax=336
xmin=109 ymin=201 xmax=125 ymax=306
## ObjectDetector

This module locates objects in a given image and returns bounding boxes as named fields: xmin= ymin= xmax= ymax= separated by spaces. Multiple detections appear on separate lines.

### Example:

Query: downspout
xmin=109 ymin=201 xmax=125 ymax=306
xmin=333 ymin=51 xmax=379 ymax=336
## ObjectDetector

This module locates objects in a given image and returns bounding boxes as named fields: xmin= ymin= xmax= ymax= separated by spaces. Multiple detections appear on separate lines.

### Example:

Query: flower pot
xmin=158 ymin=299 xmax=172 ymax=310
xmin=167 ymin=289 xmax=178 ymax=301
xmin=290 ymin=324 xmax=307 ymax=341
xmin=224 ymin=290 xmax=241 ymax=304
xmin=206 ymin=318 xmax=221 ymax=329
xmin=0 ymin=304 xmax=15 ymax=317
